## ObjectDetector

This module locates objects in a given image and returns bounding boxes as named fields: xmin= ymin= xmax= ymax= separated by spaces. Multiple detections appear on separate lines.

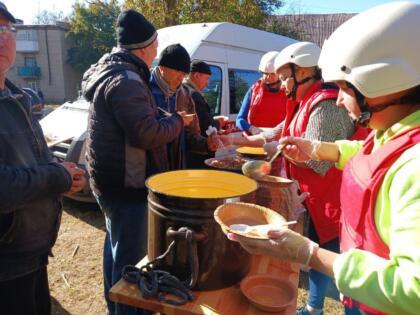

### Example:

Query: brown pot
xmin=255 ymin=175 xmax=294 ymax=220
xmin=146 ymin=170 xmax=257 ymax=290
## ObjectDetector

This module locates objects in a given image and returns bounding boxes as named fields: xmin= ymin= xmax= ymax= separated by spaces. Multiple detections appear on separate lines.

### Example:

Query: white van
xmin=156 ymin=22 xmax=297 ymax=119
xmin=41 ymin=22 xmax=297 ymax=202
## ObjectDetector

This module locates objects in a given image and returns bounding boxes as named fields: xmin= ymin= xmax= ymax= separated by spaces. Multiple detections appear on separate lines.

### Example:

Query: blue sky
xmin=5 ymin=0 xmax=420 ymax=24
xmin=279 ymin=0 xmax=420 ymax=14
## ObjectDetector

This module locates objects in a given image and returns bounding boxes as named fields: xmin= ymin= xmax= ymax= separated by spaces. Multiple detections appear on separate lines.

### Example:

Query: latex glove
xmin=218 ymin=134 xmax=235 ymax=147
xmin=228 ymin=228 xmax=318 ymax=266
xmin=287 ymin=180 xmax=308 ymax=221
xmin=263 ymin=141 xmax=279 ymax=159
xmin=248 ymin=125 xmax=263 ymax=135
xmin=279 ymin=136 xmax=321 ymax=162
xmin=207 ymin=134 xmax=222 ymax=151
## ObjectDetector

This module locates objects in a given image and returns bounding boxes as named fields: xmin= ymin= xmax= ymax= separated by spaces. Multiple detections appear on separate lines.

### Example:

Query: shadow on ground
xmin=62 ymin=198 xmax=105 ymax=232
xmin=51 ymin=297 xmax=71 ymax=315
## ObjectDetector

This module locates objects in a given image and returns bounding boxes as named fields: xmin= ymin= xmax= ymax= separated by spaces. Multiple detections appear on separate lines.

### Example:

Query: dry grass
xmin=49 ymin=199 xmax=343 ymax=314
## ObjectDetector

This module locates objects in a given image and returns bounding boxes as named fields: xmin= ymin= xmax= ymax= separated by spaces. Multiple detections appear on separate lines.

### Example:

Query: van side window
xmin=228 ymin=69 xmax=260 ymax=114
xmin=203 ymin=65 xmax=222 ymax=115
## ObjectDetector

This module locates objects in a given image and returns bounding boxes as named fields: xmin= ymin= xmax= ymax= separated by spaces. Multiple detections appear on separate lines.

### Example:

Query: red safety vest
xmin=340 ymin=127 xmax=420 ymax=314
xmin=282 ymin=81 xmax=369 ymax=243
xmin=247 ymin=80 xmax=287 ymax=128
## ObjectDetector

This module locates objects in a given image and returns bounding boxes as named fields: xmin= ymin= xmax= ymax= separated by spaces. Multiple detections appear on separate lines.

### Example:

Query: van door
xmin=202 ymin=62 xmax=229 ymax=118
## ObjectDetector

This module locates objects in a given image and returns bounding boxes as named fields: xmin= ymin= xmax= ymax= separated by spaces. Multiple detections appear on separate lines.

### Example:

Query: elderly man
xmin=184 ymin=60 xmax=228 ymax=136
xmin=183 ymin=60 xmax=228 ymax=167
xmin=82 ymin=10 xmax=184 ymax=315
xmin=150 ymin=44 xmax=217 ymax=169
xmin=0 ymin=2 xmax=86 ymax=314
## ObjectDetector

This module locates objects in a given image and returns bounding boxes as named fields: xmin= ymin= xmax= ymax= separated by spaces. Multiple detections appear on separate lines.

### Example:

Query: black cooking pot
xmin=146 ymin=170 xmax=257 ymax=290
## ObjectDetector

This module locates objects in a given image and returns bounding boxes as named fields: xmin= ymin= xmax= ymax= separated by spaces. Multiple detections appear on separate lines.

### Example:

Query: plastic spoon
xmin=229 ymin=221 xmax=297 ymax=236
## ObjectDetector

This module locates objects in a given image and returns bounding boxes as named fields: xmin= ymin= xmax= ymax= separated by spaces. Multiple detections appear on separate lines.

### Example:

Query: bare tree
xmin=34 ymin=10 xmax=68 ymax=25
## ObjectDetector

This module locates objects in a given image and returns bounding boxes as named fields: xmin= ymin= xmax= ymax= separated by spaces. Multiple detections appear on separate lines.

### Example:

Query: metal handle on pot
xmin=167 ymin=227 xmax=207 ymax=288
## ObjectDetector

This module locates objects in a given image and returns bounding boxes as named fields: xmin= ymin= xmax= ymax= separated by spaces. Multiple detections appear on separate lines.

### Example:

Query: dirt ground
xmin=49 ymin=199 xmax=343 ymax=315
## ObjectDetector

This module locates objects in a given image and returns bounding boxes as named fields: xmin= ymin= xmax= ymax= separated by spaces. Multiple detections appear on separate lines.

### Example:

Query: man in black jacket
xmin=150 ymin=46 xmax=218 ymax=170
xmin=184 ymin=60 xmax=228 ymax=168
xmin=0 ymin=3 xmax=86 ymax=314
xmin=82 ymin=9 xmax=184 ymax=315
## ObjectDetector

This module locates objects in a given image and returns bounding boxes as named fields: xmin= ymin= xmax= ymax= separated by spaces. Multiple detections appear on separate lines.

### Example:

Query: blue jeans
xmin=306 ymin=219 xmax=340 ymax=310
xmin=96 ymin=194 xmax=149 ymax=315
xmin=307 ymin=237 xmax=340 ymax=309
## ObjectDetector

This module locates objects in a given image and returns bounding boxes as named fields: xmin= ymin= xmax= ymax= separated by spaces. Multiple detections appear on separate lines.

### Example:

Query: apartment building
xmin=7 ymin=22 xmax=82 ymax=104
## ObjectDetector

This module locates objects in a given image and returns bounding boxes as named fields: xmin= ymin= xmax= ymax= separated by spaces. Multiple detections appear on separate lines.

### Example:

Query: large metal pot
xmin=146 ymin=170 xmax=257 ymax=290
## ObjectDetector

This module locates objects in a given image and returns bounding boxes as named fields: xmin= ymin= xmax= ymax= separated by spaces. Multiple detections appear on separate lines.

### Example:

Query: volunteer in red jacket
xmin=236 ymin=51 xmax=288 ymax=135
xmin=274 ymin=41 xmax=358 ymax=315
xmin=228 ymin=2 xmax=420 ymax=314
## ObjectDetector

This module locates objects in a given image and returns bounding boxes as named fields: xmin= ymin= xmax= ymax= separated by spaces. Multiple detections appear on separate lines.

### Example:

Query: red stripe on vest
xmin=340 ymin=127 xmax=420 ymax=314
xmin=247 ymin=80 xmax=288 ymax=128
xmin=282 ymin=81 xmax=343 ymax=243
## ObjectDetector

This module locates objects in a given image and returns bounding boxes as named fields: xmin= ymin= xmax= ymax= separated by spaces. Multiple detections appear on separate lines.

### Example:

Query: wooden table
xmin=110 ymin=182 xmax=302 ymax=315
xmin=110 ymin=254 xmax=300 ymax=315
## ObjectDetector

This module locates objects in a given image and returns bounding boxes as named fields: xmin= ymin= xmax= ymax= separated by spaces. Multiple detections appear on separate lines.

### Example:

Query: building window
xmin=24 ymin=56 xmax=38 ymax=67
xmin=228 ymin=69 xmax=260 ymax=114
xmin=203 ymin=65 xmax=223 ymax=115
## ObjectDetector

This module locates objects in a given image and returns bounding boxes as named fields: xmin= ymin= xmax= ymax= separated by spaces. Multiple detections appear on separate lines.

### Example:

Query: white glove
xmin=279 ymin=136 xmax=321 ymax=162
xmin=205 ymin=126 xmax=218 ymax=136
xmin=263 ymin=141 xmax=279 ymax=158
xmin=248 ymin=125 xmax=263 ymax=135
xmin=286 ymin=181 xmax=308 ymax=221
xmin=206 ymin=126 xmax=224 ymax=149
xmin=228 ymin=228 xmax=318 ymax=266
xmin=218 ymin=134 xmax=235 ymax=147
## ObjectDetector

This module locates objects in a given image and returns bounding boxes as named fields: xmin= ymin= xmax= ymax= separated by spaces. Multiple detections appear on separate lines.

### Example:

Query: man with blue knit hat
xmin=150 ymin=44 xmax=218 ymax=170
xmin=82 ymin=9 xmax=184 ymax=315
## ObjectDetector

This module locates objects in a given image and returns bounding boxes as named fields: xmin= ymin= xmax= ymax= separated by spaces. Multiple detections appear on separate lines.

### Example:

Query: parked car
xmin=39 ymin=98 xmax=93 ymax=202
xmin=22 ymin=87 xmax=44 ymax=119
xmin=41 ymin=22 xmax=298 ymax=202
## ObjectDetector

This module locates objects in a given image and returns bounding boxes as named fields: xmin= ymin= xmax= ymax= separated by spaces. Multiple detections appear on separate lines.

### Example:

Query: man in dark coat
xmin=82 ymin=10 xmax=184 ymax=315
xmin=150 ymin=46 xmax=217 ymax=170
xmin=184 ymin=60 xmax=228 ymax=168
xmin=0 ymin=3 xmax=86 ymax=314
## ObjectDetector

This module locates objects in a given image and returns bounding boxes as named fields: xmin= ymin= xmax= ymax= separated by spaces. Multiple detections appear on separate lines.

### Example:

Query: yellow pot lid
xmin=236 ymin=146 xmax=267 ymax=156
xmin=146 ymin=170 xmax=257 ymax=199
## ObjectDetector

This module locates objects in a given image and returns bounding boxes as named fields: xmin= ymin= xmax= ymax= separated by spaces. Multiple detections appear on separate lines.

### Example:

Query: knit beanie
xmin=116 ymin=9 xmax=157 ymax=50
xmin=0 ymin=2 xmax=16 ymax=23
xmin=190 ymin=60 xmax=211 ymax=75
xmin=158 ymin=44 xmax=191 ymax=73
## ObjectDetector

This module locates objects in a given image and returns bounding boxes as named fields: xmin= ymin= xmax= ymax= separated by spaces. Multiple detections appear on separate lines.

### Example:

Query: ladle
xmin=242 ymin=145 xmax=284 ymax=179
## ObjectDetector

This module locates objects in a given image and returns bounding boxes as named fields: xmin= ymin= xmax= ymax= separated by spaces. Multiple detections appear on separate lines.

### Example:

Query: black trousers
xmin=0 ymin=266 xmax=51 ymax=315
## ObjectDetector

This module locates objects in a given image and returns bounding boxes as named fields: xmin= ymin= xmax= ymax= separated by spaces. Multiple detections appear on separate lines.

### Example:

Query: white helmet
xmin=319 ymin=1 xmax=420 ymax=98
xmin=274 ymin=42 xmax=321 ymax=71
xmin=259 ymin=51 xmax=279 ymax=73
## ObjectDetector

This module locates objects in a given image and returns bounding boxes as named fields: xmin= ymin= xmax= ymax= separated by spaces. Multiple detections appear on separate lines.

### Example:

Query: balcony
xmin=18 ymin=66 xmax=41 ymax=78
xmin=16 ymin=30 xmax=39 ymax=52
xmin=16 ymin=40 xmax=39 ymax=52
